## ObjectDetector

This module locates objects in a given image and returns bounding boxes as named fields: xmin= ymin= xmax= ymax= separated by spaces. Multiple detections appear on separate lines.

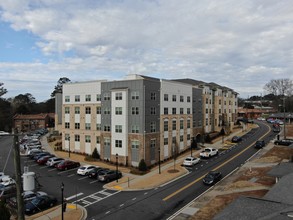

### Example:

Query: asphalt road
xmin=0 ymin=121 xmax=276 ymax=220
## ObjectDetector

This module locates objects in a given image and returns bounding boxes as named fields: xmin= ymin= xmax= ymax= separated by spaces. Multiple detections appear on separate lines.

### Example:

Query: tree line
xmin=0 ymin=78 xmax=70 ymax=132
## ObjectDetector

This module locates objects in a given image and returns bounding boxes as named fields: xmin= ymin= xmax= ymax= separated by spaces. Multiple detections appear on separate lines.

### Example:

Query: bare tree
xmin=263 ymin=78 xmax=293 ymax=96
xmin=0 ymin=82 xmax=7 ymax=97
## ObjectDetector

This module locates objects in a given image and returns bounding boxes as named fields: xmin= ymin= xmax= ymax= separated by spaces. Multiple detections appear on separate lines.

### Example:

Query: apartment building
xmin=59 ymin=75 xmax=237 ymax=167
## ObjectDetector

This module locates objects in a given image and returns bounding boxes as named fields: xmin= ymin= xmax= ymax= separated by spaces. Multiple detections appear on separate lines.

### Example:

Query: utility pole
xmin=13 ymin=129 xmax=25 ymax=220
xmin=283 ymin=97 xmax=286 ymax=139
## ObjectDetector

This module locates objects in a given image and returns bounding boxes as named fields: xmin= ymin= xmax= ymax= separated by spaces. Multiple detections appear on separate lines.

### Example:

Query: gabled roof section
xmin=267 ymin=162 xmax=293 ymax=178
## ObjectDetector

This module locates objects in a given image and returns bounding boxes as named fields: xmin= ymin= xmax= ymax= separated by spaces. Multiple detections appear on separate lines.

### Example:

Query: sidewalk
xmin=33 ymin=125 xmax=251 ymax=220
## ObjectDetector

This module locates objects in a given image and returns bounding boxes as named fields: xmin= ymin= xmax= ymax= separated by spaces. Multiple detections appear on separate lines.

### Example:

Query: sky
xmin=0 ymin=0 xmax=293 ymax=102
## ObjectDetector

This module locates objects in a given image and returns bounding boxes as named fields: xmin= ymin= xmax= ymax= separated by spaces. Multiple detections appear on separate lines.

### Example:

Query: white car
xmin=0 ymin=131 xmax=9 ymax=135
xmin=183 ymin=157 xmax=201 ymax=166
xmin=200 ymin=148 xmax=218 ymax=158
xmin=46 ymin=157 xmax=64 ymax=167
xmin=77 ymin=165 xmax=97 ymax=176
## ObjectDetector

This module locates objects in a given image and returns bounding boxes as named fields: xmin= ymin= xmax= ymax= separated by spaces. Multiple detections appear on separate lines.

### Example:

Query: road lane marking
xmin=163 ymin=123 xmax=271 ymax=201
xmin=66 ymin=193 xmax=84 ymax=200
xmin=67 ymin=174 xmax=75 ymax=177
xmin=78 ymin=176 xmax=88 ymax=180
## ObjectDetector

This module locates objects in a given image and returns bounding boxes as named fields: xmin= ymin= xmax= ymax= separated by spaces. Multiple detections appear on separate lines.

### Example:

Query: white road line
xmin=90 ymin=180 xmax=98 ymax=184
xmin=39 ymin=166 xmax=48 ymax=169
xmin=78 ymin=176 xmax=88 ymax=180
xmin=144 ymin=192 xmax=148 ymax=195
xmin=67 ymin=174 xmax=75 ymax=177
xmin=132 ymin=198 xmax=136 ymax=201
xmin=120 ymin=204 xmax=124 ymax=207
xmin=48 ymin=168 xmax=56 ymax=171
xmin=105 ymin=211 xmax=110 ymax=214
xmin=66 ymin=193 xmax=84 ymax=200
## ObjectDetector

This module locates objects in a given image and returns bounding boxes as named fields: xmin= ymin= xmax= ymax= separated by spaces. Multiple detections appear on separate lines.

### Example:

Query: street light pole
xmin=158 ymin=148 xmax=161 ymax=174
xmin=116 ymin=153 xmax=118 ymax=182
xmin=68 ymin=136 xmax=70 ymax=158
xmin=283 ymin=98 xmax=286 ymax=139
xmin=61 ymin=182 xmax=64 ymax=220
xmin=190 ymin=138 xmax=193 ymax=157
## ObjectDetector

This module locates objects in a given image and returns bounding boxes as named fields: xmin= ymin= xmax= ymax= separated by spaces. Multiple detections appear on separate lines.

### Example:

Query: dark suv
xmin=255 ymin=140 xmax=265 ymax=149
xmin=98 ymin=170 xmax=122 ymax=182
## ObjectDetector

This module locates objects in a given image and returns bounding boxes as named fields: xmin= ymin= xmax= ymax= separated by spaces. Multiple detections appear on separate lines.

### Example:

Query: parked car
xmin=88 ymin=167 xmax=109 ymax=179
xmin=0 ymin=184 xmax=16 ymax=202
xmin=203 ymin=171 xmax=222 ymax=185
xmin=24 ymin=195 xmax=57 ymax=215
xmin=231 ymin=136 xmax=242 ymax=143
xmin=27 ymin=149 xmax=43 ymax=157
xmin=255 ymin=140 xmax=265 ymax=149
xmin=98 ymin=170 xmax=122 ymax=182
xmin=33 ymin=152 xmax=52 ymax=161
xmin=55 ymin=160 xmax=80 ymax=171
xmin=46 ymin=157 xmax=65 ymax=167
xmin=77 ymin=165 xmax=97 ymax=176
xmin=8 ymin=191 xmax=47 ymax=208
xmin=183 ymin=157 xmax=201 ymax=166
xmin=37 ymin=155 xmax=55 ymax=165
xmin=274 ymin=139 xmax=293 ymax=146
xmin=200 ymin=148 xmax=218 ymax=158
xmin=0 ymin=131 xmax=9 ymax=135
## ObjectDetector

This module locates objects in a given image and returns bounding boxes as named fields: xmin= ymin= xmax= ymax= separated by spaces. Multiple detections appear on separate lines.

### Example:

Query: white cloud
xmin=0 ymin=0 xmax=293 ymax=101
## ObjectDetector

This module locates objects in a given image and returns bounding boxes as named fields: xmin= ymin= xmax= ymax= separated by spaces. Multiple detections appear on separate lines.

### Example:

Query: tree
xmin=12 ymin=93 xmax=36 ymax=114
xmin=138 ymin=159 xmax=147 ymax=171
xmin=92 ymin=148 xmax=100 ymax=159
xmin=263 ymin=79 xmax=293 ymax=96
xmin=0 ymin=82 xmax=7 ymax=97
xmin=51 ymin=77 xmax=71 ymax=97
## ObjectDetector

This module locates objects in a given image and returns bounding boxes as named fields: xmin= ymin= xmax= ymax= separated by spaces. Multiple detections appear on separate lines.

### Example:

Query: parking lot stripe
xmin=66 ymin=193 xmax=84 ymax=200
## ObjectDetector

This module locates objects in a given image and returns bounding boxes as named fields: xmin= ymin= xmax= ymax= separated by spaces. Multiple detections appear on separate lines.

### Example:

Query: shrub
xmin=92 ymin=148 xmax=100 ymax=159
xmin=138 ymin=159 xmax=148 ymax=172
xmin=0 ymin=201 xmax=11 ymax=220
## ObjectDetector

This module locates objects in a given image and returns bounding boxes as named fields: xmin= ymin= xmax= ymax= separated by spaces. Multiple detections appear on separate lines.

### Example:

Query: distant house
xmin=13 ymin=113 xmax=54 ymax=132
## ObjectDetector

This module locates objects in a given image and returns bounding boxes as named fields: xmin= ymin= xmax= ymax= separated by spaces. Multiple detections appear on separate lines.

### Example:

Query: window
xmin=187 ymin=119 xmax=191 ymax=128
xmin=151 ymin=92 xmax=156 ymax=100
xmin=206 ymin=98 xmax=208 ymax=104
xmin=172 ymin=108 xmax=176 ymax=114
xmin=115 ymin=92 xmax=122 ymax=100
xmin=164 ymin=94 xmax=168 ymax=101
xmin=75 ymin=123 xmax=80 ymax=129
xmin=206 ymin=118 xmax=208 ymax=126
xmin=96 ymin=94 xmax=101 ymax=101
xmin=65 ymin=134 xmax=70 ymax=141
xmin=65 ymin=122 xmax=70 ymax=129
xmin=150 ymin=122 xmax=156 ymax=132
xmin=187 ymin=134 xmax=191 ymax=141
xmin=96 ymin=123 xmax=101 ymax=131
xmin=180 ymin=108 xmax=184 ymax=114
xmin=115 ymin=140 xmax=122 ymax=148
xmin=75 ymin=107 xmax=80 ymax=114
xmin=180 ymin=95 xmax=184 ymax=102
xmin=164 ymin=121 xmax=168 ymax=131
xmin=172 ymin=120 xmax=176 ymax=130
xmin=85 ymin=107 xmax=91 ymax=114
xmin=206 ymin=108 xmax=208 ymax=114
xmin=85 ymin=94 xmax=91 ymax=101
xmin=75 ymin=95 xmax=80 ymax=102
xmin=115 ymin=107 xmax=122 ymax=115
xmin=96 ymin=107 xmax=101 ymax=114
xmin=104 ymin=125 xmax=110 ymax=132
xmin=219 ymin=109 xmax=222 ymax=114
xmin=187 ymin=96 xmax=191 ymax=102
xmin=75 ymin=135 xmax=80 ymax=142
xmin=150 ymin=107 xmax=156 ymax=115
xmin=132 ymin=107 xmax=139 ymax=115
xmin=115 ymin=125 xmax=122 ymax=133
xmin=85 ymin=135 xmax=91 ymax=143
xmin=85 ymin=123 xmax=91 ymax=130
xmin=104 ymin=93 xmax=110 ymax=101
xmin=131 ymin=91 xmax=139 ymax=100
xmin=180 ymin=120 xmax=184 ymax=129
xmin=180 ymin=135 xmax=183 ymax=142
xmin=65 ymin=107 xmax=70 ymax=114
xmin=172 ymin=95 xmax=176 ymax=102
xmin=164 ymin=138 xmax=168 ymax=145
xmin=65 ymin=96 xmax=70 ymax=102
xmin=96 ymin=136 xmax=100 ymax=144
xmin=219 ymin=100 xmax=222 ymax=105
xmin=131 ymin=125 xmax=139 ymax=133
xmin=164 ymin=108 xmax=168 ymax=115
xmin=104 ymin=107 xmax=110 ymax=114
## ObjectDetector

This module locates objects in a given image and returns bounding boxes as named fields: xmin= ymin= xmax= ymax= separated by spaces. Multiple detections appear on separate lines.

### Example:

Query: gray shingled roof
xmin=264 ymin=173 xmax=293 ymax=205
xmin=267 ymin=162 xmax=293 ymax=178
xmin=213 ymin=196 xmax=291 ymax=220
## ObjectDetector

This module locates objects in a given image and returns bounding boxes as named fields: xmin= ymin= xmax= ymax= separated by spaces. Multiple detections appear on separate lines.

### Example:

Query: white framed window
xmin=115 ymin=92 xmax=122 ymax=100
xmin=115 ymin=107 xmax=122 ymax=115
xmin=115 ymin=125 xmax=122 ymax=133
xmin=131 ymin=91 xmax=139 ymax=100
xmin=75 ymin=95 xmax=80 ymax=102
xmin=85 ymin=135 xmax=91 ymax=143
xmin=115 ymin=140 xmax=122 ymax=148
xmin=96 ymin=94 xmax=101 ymax=101
xmin=85 ymin=107 xmax=91 ymax=114
xmin=131 ymin=125 xmax=139 ymax=133
xmin=65 ymin=107 xmax=70 ymax=114
xmin=75 ymin=135 xmax=80 ymax=142
xmin=85 ymin=94 xmax=91 ymax=101
xmin=65 ymin=96 xmax=70 ymax=102
xmin=85 ymin=123 xmax=91 ymax=130
xmin=75 ymin=107 xmax=80 ymax=114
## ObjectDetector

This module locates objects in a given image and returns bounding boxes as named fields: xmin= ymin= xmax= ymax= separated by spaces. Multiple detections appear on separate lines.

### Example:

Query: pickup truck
xmin=200 ymin=148 xmax=218 ymax=158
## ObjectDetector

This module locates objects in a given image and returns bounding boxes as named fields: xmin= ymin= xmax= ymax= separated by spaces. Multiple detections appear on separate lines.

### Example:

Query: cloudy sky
xmin=0 ymin=0 xmax=292 ymax=102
